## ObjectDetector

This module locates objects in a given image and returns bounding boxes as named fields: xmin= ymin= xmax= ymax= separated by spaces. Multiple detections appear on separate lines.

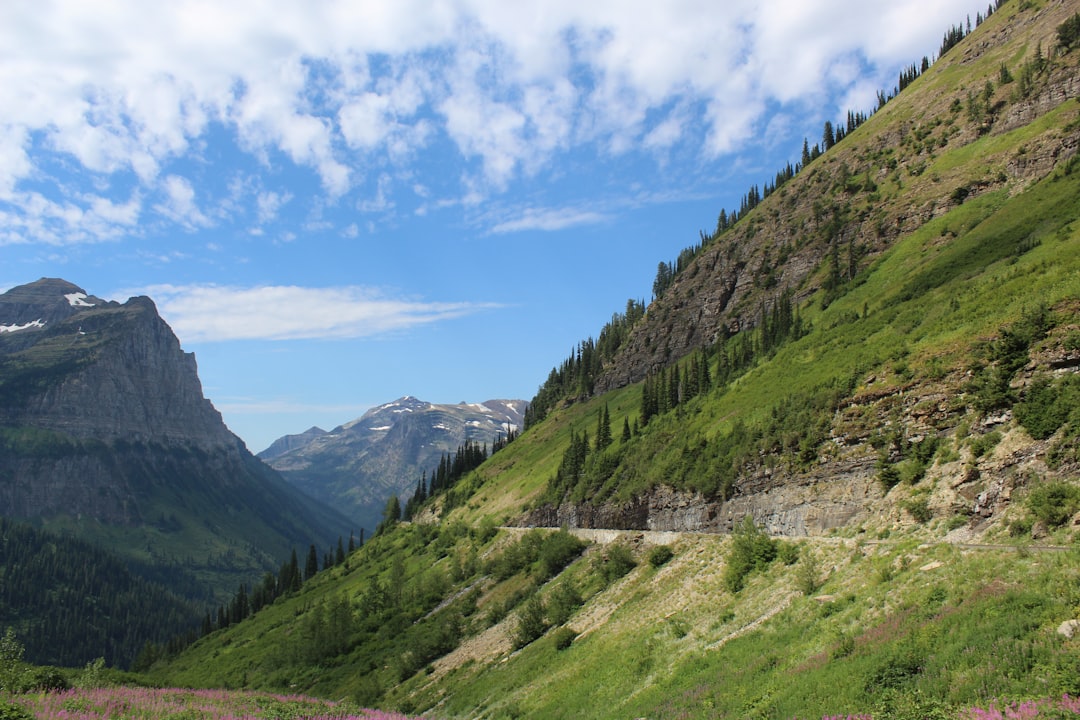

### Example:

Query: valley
xmin=3 ymin=1 xmax=1080 ymax=718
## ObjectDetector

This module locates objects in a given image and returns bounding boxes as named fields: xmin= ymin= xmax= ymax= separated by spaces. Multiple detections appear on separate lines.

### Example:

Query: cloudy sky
xmin=1 ymin=0 xmax=978 ymax=452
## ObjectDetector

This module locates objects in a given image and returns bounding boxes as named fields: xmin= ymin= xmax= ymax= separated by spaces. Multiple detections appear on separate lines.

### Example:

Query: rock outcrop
xmin=0 ymin=279 xmax=352 ymax=593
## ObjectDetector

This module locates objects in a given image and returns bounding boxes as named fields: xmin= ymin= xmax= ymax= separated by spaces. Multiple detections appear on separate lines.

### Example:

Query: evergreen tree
xmin=305 ymin=544 xmax=320 ymax=581
xmin=335 ymin=537 xmax=346 ymax=566
xmin=378 ymin=495 xmax=402 ymax=535
xmin=595 ymin=404 xmax=612 ymax=451
xmin=822 ymin=120 xmax=835 ymax=151
xmin=283 ymin=548 xmax=302 ymax=592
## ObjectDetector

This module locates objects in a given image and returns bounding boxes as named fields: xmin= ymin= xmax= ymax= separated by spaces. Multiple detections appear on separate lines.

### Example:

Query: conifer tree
xmin=822 ymin=120 xmax=835 ymax=151
xmin=595 ymin=404 xmax=612 ymax=451
xmin=305 ymin=544 xmax=320 ymax=581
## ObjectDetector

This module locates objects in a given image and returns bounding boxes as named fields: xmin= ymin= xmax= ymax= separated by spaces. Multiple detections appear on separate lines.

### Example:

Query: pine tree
xmin=595 ymin=404 xmax=612 ymax=451
xmin=305 ymin=544 xmax=320 ymax=581
xmin=335 ymin=537 xmax=346 ymax=566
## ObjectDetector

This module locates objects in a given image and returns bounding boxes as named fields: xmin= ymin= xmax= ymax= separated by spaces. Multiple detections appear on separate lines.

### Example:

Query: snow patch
xmin=0 ymin=319 xmax=45 ymax=333
xmin=65 ymin=293 xmax=95 ymax=307
xmin=433 ymin=423 xmax=450 ymax=431
xmin=369 ymin=425 xmax=392 ymax=431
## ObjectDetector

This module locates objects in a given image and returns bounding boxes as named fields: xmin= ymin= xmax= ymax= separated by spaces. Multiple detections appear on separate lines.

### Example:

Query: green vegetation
xmin=723 ymin=516 xmax=778 ymax=592
xmin=6 ymin=4 xmax=1080 ymax=720
xmin=0 ymin=519 xmax=207 ymax=669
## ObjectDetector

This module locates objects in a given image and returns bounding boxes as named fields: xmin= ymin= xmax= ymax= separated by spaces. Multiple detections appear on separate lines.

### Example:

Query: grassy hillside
xmin=143 ymin=3 xmax=1080 ymax=718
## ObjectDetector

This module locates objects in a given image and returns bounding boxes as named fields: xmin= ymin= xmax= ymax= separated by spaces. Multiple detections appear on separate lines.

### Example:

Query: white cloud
xmin=1 ymin=0 xmax=979 ymax=237
xmin=154 ymin=175 xmax=209 ymax=229
xmin=490 ymin=206 xmax=609 ymax=233
xmin=138 ymin=283 xmax=502 ymax=342
xmin=256 ymin=190 xmax=292 ymax=225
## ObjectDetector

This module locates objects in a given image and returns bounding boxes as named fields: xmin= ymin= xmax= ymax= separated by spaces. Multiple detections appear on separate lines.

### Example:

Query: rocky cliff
xmin=0 ymin=278 xmax=352 ymax=596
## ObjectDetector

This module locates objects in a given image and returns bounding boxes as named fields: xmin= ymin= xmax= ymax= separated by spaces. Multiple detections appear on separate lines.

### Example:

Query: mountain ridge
xmin=259 ymin=396 xmax=527 ymax=531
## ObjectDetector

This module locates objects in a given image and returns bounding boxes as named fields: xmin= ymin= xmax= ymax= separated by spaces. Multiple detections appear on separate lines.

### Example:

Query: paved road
xmin=500 ymin=525 xmax=1074 ymax=552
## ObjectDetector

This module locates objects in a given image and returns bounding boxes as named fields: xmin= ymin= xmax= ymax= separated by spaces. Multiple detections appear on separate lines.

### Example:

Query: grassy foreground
xmin=1 ymin=687 xmax=421 ymax=720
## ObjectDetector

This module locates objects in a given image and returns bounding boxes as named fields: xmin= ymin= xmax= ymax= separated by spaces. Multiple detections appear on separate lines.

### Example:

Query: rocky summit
xmin=0 ymin=278 xmax=352 ymax=597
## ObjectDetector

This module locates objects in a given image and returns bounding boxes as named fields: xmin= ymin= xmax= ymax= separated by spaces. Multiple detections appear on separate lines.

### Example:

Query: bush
xmin=512 ymin=594 xmax=548 ymax=650
xmin=903 ymin=496 xmax=932 ymax=523
xmin=796 ymin=550 xmax=822 ymax=595
xmin=1027 ymin=481 xmax=1080 ymax=528
xmin=648 ymin=545 xmax=674 ymax=568
xmin=25 ymin=667 xmax=69 ymax=692
xmin=0 ymin=701 xmax=32 ymax=720
xmin=724 ymin=516 xmax=777 ymax=592
xmin=1016 ymin=376 xmax=1079 ymax=439
xmin=595 ymin=544 xmax=636 ymax=584
xmin=537 ymin=530 xmax=587 ymax=580
xmin=552 ymin=627 xmax=577 ymax=651
xmin=545 ymin=580 xmax=583 ymax=627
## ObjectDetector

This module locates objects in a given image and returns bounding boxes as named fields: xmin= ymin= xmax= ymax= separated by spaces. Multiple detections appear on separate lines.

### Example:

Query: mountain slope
xmin=149 ymin=2 xmax=1080 ymax=717
xmin=0 ymin=279 xmax=354 ymax=605
xmin=259 ymin=397 xmax=526 ymax=532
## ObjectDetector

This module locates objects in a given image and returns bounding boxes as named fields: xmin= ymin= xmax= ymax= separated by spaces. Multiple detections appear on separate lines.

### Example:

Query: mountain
xmin=259 ymin=396 xmax=526 ymax=531
xmin=0 ymin=279 xmax=354 ymax=605
xmin=140 ymin=3 xmax=1080 ymax=717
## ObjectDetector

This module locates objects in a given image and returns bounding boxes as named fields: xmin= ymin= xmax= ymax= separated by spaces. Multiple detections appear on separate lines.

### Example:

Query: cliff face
xmin=1 ymin=279 xmax=232 ymax=447
xmin=0 ymin=279 xmax=352 ymax=594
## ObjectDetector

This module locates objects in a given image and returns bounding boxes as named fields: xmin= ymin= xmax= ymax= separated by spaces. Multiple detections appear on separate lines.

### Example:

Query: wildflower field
xmin=2 ymin=687 xmax=423 ymax=720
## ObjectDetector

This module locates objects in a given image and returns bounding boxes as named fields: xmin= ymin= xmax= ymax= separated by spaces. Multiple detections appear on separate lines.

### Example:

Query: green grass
xmin=139 ymin=6 xmax=1080 ymax=718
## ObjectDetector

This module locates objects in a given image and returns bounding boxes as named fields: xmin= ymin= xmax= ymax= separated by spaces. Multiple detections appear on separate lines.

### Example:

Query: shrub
xmin=552 ymin=627 xmax=577 ymax=651
xmin=776 ymin=541 xmax=799 ymax=565
xmin=903 ymin=496 xmax=932 ymax=523
xmin=537 ymin=530 xmax=587 ymax=580
xmin=969 ymin=431 xmax=1001 ymax=458
xmin=512 ymin=594 xmax=548 ymax=650
xmin=595 ymin=544 xmax=637 ymax=584
xmin=0 ymin=701 xmax=32 ymax=720
xmin=796 ymin=550 xmax=822 ymax=595
xmin=1028 ymin=481 xmax=1080 ymax=528
xmin=545 ymin=580 xmax=583 ymax=627
xmin=648 ymin=545 xmax=674 ymax=568
xmin=1016 ymin=376 xmax=1079 ymax=439
xmin=724 ymin=516 xmax=777 ymax=592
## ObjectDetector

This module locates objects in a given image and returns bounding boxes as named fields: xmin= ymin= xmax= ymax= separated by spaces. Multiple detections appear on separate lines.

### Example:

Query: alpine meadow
xmin=3 ymin=1 xmax=1080 ymax=719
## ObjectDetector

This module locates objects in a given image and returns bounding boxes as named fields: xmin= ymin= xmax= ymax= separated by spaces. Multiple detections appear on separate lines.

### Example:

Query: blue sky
xmin=1 ymin=0 xmax=979 ymax=453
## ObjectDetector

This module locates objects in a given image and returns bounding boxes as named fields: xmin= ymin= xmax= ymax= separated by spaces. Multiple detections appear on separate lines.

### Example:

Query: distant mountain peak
xmin=0 ymin=277 xmax=112 ymax=333
xmin=260 ymin=395 xmax=528 ymax=530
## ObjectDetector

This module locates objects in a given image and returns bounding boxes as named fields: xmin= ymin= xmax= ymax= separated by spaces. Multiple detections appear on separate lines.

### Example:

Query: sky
xmin=0 ymin=0 xmax=980 ymax=453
